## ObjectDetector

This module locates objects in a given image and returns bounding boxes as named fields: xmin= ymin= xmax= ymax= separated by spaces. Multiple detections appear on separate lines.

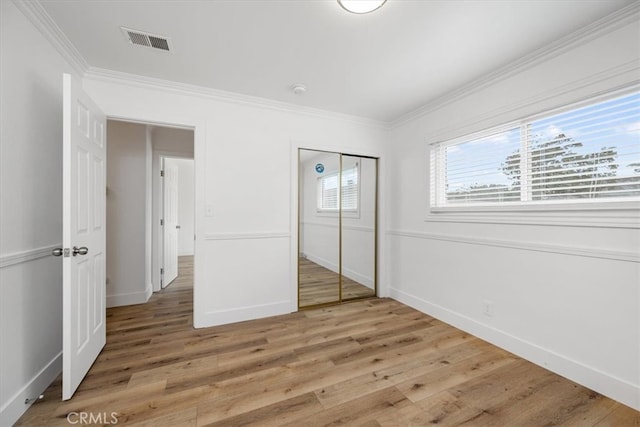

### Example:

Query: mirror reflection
xmin=298 ymin=149 xmax=377 ymax=308
xmin=299 ymin=150 xmax=341 ymax=306
xmin=341 ymin=155 xmax=376 ymax=301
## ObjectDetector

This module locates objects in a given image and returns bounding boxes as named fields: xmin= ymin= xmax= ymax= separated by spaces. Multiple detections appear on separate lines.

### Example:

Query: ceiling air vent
xmin=121 ymin=27 xmax=172 ymax=52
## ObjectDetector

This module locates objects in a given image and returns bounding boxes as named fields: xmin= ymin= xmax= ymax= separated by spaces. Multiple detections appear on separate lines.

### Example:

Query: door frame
xmin=290 ymin=140 xmax=386 ymax=311
xmin=158 ymin=154 xmax=195 ymax=290
xmin=105 ymin=115 xmax=202 ymax=320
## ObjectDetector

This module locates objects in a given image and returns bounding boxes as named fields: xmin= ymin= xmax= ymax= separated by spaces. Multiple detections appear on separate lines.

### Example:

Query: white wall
xmin=0 ymin=1 xmax=78 ymax=424
xmin=82 ymin=75 xmax=387 ymax=327
xmin=387 ymin=15 xmax=640 ymax=411
xmin=169 ymin=158 xmax=195 ymax=256
xmin=106 ymin=120 xmax=152 ymax=307
xmin=300 ymin=152 xmax=376 ymax=288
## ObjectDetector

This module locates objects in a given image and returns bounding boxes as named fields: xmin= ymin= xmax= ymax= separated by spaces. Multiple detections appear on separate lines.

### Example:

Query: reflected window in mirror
xmin=316 ymin=163 xmax=359 ymax=215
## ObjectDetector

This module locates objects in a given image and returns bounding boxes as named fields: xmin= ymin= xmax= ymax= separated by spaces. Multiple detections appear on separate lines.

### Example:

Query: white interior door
xmin=162 ymin=159 xmax=179 ymax=287
xmin=61 ymin=73 xmax=106 ymax=400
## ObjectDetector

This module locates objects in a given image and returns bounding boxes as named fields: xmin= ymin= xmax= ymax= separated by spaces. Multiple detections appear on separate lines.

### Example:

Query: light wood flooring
xmin=16 ymin=257 xmax=640 ymax=426
xmin=164 ymin=256 xmax=194 ymax=290
xmin=299 ymin=257 xmax=374 ymax=307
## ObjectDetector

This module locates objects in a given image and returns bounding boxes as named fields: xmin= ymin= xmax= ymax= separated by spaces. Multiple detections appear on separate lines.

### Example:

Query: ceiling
xmin=39 ymin=0 xmax=634 ymax=123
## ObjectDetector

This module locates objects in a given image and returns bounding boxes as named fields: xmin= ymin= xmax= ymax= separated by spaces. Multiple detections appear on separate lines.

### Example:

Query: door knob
xmin=72 ymin=246 xmax=89 ymax=256
xmin=52 ymin=248 xmax=64 ymax=257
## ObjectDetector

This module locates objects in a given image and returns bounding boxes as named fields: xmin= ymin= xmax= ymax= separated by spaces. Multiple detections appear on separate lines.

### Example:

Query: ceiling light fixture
xmin=337 ymin=0 xmax=387 ymax=14
xmin=292 ymin=84 xmax=307 ymax=95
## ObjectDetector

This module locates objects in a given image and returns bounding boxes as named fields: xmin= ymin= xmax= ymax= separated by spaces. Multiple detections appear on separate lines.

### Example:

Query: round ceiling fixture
xmin=337 ymin=0 xmax=387 ymax=14
xmin=292 ymin=84 xmax=307 ymax=95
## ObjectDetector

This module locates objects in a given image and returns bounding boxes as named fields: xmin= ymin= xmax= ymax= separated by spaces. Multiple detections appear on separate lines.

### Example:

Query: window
xmin=317 ymin=165 xmax=359 ymax=212
xmin=430 ymin=91 xmax=640 ymax=210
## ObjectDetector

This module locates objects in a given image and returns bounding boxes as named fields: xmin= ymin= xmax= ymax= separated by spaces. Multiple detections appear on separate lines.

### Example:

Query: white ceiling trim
xmin=12 ymin=0 xmax=88 ymax=76
xmin=390 ymin=1 xmax=640 ymax=129
xmin=83 ymin=67 xmax=389 ymax=130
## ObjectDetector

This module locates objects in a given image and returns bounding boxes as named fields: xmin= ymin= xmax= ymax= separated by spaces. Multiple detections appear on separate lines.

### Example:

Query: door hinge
xmin=160 ymin=170 xmax=164 ymax=177
xmin=160 ymin=268 xmax=164 ymax=275
xmin=160 ymin=219 xmax=164 ymax=226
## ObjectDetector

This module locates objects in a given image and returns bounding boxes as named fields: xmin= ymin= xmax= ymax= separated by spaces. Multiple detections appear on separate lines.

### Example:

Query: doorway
xmin=161 ymin=157 xmax=195 ymax=289
xmin=105 ymin=120 xmax=194 ymax=307
xmin=298 ymin=149 xmax=378 ymax=309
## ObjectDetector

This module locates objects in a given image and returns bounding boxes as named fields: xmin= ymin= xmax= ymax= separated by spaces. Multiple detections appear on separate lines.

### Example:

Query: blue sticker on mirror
xmin=315 ymin=163 xmax=325 ymax=173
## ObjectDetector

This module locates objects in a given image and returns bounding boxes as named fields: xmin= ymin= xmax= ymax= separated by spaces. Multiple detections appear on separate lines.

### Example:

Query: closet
xmin=298 ymin=149 xmax=378 ymax=308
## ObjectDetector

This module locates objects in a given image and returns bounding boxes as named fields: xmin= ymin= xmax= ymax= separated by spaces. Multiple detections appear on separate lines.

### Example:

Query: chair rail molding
xmin=203 ymin=231 xmax=291 ymax=241
xmin=387 ymin=230 xmax=639 ymax=263
xmin=0 ymin=244 xmax=61 ymax=269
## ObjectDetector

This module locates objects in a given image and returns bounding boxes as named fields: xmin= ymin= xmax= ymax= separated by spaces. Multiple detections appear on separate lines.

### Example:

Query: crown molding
xmin=83 ymin=67 xmax=389 ymax=130
xmin=390 ymin=1 xmax=640 ymax=129
xmin=13 ymin=0 xmax=387 ymax=129
xmin=12 ymin=0 xmax=88 ymax=76
xmin=424 ymin=61 xmax=640 ymax=143
xmin=13 ymin=0 xmax=638 ymax=130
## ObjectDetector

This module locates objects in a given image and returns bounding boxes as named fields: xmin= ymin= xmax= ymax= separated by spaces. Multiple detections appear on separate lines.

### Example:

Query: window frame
xmin=429 ymin=88 xmax=640 ymax=216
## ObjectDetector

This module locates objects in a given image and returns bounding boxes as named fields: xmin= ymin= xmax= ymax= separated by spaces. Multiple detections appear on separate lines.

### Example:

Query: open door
xmin=162 ymin=158 xmax=179 ymax=287
xmin=60 ymin=73 xmax=107 ymax=400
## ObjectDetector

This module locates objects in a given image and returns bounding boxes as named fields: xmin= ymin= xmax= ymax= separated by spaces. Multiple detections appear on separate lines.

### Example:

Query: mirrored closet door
xmin=298 ymin=149 xmax=377 ymax=309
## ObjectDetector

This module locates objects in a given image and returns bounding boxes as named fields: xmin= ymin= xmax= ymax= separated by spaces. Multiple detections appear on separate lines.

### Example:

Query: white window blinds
xmin=430 ymin=91 xmax=640 ymax=208
xmin=317 ymin=164 xmax=359 ymax=211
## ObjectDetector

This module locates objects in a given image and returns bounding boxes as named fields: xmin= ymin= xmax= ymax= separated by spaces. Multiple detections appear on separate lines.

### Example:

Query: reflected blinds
xmin=318 ymin=164 xmax=359 ymax=211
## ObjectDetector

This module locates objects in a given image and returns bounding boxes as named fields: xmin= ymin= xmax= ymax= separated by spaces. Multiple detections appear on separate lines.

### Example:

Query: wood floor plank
xmin=490 ymin=376 xmax=611 ymax=427
xmin=15 ymin=256 xmax=640 ymax=426
xmin=127 ymin=407 xmax=197 ymax=427
xmin=199 ymin=392 xmax=323 ymax=427
xmin=314 ymin=338 xmax=491 ymax=409
xmin=126 ymin=354 xmax=219 ymax=388
xmin=280 ymin=386 xmax=411 ymax=427
xmin=195 ymin=357 xmax=339 ymax=424
xmin=104 ymin=385 xmax=215 ymax=425
xmin=593 ymin=404 xmax=640 ymax=426
xmin=397 ymin=348 xmax=518 ymax=403
xmin=411 ymin=390 xmax=487 ymax=425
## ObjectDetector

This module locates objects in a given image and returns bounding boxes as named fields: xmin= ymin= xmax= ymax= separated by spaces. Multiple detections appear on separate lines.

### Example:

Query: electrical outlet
xmin=482 ymin=300 xmax=493 ymax=318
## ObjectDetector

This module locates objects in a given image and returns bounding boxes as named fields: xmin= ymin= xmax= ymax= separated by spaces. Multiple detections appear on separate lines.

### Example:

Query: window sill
xmin=426 ymin=204 xmax=640 ymax=228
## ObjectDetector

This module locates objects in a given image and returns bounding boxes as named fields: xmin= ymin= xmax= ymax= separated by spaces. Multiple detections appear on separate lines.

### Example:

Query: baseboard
xmin=343 ymin=267 xmax=373 ymax=288
xmin=106 ymin=289 xmax=152 ymax=307
xmin=303 ymin=253 xmax=338 ymax=273
xmin=389 ymin=287 xmax=640 ymax=411
xmin=0 ymin=352 xmax=62 ymax=427
xmin=304 ymin=254 xmax=374 ymax=288
xmin=194 ymin=300 xmax=292 ymax=328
